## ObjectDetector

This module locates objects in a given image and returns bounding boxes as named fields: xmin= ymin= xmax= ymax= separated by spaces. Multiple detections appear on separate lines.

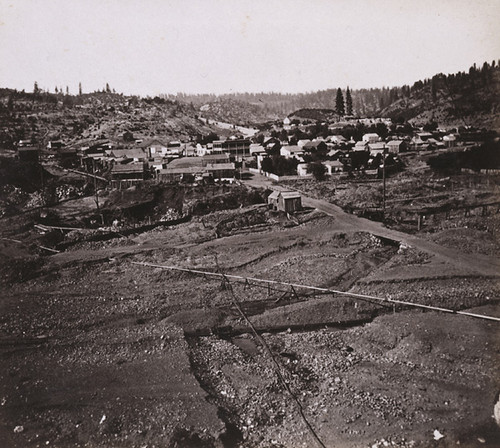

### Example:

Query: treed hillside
xmin=380 ymin=62 xmax=500 ymax=129
xmin=198 ymin=97 xmax=267 ymax=124
xmin=0 ymin=90 xmax=215 ymax=149
xmin=1 ymin=60 xmax=498 ymax=145
xmin=169 ymin=60 xmax=500 ymax=128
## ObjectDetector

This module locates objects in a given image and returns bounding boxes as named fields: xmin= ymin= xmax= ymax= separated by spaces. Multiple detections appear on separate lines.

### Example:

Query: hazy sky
xmin=0 ymin=0 xmax=498 ymax=96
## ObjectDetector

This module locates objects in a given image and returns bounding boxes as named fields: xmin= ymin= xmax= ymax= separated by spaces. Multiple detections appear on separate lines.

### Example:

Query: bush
xmin=308 ymin=162 xmax=327 ymax=181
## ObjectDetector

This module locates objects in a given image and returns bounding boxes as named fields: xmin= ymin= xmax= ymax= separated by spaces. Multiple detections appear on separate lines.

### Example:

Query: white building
xmin=323 ymin=160 xmax=344 ymax=174
xmin=362 ymin=133 xmax=380 ymax=143
xmin=280 ymin=145 xmax=304 ymax=161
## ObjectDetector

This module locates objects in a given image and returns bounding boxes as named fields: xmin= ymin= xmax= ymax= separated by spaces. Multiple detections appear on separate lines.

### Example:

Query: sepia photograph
xmin=0 ymin=0 xmax=499 ymax=447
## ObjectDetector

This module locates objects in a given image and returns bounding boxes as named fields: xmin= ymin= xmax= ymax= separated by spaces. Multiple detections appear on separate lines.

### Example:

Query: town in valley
xmin=1 ymin=2 xmax=499 ymax=447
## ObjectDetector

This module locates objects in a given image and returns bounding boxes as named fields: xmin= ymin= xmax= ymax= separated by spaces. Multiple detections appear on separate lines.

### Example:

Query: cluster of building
xmin=78 ymin=137 xmax=250 ymax=186
xmin=15 ymin=117 xmax=464 ymax=186
xmin=253 ymin=133 xmax=416 ymax=177
xmin=255 ymin=119 xmax=461 ymax=177
xmin=15 ymin=137 xmax=250 ymax=186
xmin=17 ymin=139 xmax=78 ymax=165
xmin=77 ymin=137 xmax=255 ymax=186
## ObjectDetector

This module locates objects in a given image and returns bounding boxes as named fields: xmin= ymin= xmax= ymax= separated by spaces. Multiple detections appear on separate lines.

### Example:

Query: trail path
xmin=242 ymin=172 xmax=500 ymax=278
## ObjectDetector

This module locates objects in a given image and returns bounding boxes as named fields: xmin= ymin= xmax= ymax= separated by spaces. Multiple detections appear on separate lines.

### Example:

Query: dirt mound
xmin=428 ymin=224 xmax=500 ymax=256
xmin=164 ymin=308 xmax=229 ymax=335
xmin=215 ymin=207 xmax=269 ymax=237
xmin=0 ymin=158 xmax=50 ymax=193
xmin=0 ymin=256 xmax=44 ymax=286
xmin=1 ymin=188 xmax=499 ymax=448
xmin=188 ymin=186 xmax=266 ymax=215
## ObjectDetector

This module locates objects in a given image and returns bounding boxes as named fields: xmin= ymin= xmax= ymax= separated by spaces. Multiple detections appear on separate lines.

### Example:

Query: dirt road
xmin=1 ymin=178 xmax=499 ymax=448
xmin=242 ymin=172 xmax=500 ymax=278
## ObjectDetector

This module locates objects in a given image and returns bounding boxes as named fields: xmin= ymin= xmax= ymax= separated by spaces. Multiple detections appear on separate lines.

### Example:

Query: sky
xmin=0 ymin=0 xmax=499 ymax=96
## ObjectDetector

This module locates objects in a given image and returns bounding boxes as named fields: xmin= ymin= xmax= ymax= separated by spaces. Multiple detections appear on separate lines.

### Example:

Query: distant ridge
xmin=168 ymin=60 xmax=500 ymax=129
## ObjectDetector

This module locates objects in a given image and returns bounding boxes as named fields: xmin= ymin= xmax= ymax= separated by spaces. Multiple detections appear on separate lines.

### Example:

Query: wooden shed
xmin=278 ymin=191 xmax=302 ymax=213
xmin=268 ymin=191 xmax=302 ymax=213
xmin=267 ymin=191 xmax=280 ymax=209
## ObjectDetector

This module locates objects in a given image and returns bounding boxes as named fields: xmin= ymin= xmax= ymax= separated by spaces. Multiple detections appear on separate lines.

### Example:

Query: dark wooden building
xmin=268 ymin=191 xmax=302 ymax=213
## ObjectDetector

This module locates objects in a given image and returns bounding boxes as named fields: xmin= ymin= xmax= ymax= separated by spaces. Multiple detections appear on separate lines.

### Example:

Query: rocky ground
xmin=1 ymin=190 xmax=499 ymax=448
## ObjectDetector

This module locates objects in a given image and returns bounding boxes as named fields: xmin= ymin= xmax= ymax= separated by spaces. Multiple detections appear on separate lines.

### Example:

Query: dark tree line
xmin=261 ymin=155 xmax=299 ymax=176
xmin=427 ymin=140 xmax=500 ymax=173
xmin=169 ymin=60 xmax=500 ymax=118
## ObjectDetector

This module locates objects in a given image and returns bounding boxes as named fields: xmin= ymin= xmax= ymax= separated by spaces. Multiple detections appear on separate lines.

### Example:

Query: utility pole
xmin=382 ymin=147 xmax=386 ymax=219
xmin=40 ymin=163 xmax=44 ymax=190
xmin=92 ymin=159 xmax=99 ymax=211
xmin=92 ymin=159 xmax=104 ymax=225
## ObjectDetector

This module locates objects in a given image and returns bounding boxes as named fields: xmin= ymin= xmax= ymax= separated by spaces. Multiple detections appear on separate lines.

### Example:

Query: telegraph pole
xmin=382 ymin=147 xmax=386 ymax=219
xmin=92 ymin=159 xmax=104 ymax=225
xmin=92 ymin=159 xmax=99 ymax=211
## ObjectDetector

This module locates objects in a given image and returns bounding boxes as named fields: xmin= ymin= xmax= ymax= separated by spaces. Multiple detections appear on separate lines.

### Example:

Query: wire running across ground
xmin=218 ymin=273 xmax=328 ymax=448
xmin=131 ymin=262 xmax=500 ymax=323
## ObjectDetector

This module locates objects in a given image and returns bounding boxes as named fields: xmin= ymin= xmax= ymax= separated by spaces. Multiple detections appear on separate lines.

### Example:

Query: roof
xmin=141 ymin=138 xmax=167 ymax=148
xmin=355 ymin=141 xmax=367 ymax=147
xmin=303 ymin=140 xmax=325 ymax=149
xmin=249 ymin=144 xmax=266 ymax=153
xmin=387 ymin=140 xmax=404 ymax=146
xmin=167 ymin=157 xmax=204 ymax=169
xmin=363 ymin=133 xmax=379 ymax=138
xmin=327 ymin=149 xmax=341 ymax=157
xmin=263 ymin=137 xmax=280 ymax=145
xmin=323 ymin=160 xmax=344 ymax=167
xmin=48 ymin=141 xmax=64 ymax=147
xmin=111 ymin=163 xmax=144 ymax=173
xmin=109 ymin=149 xmax=146 ymax=159
xmin=368 ymin=142 xmax=386 ymax=150
xmin=159 ymin=166 xmax=201 ymax=175
xmin=87 ymin=153 xmax=106 ymax=159
xmin=280 ymin=191 xmax=301 ymax=200
xmin=268 ymin=191 xmax=280 ymax=200
xmin=58 ymin=147 xmax=77 ymax=154
xmin=329 ymin=135 xmax=347 ymax=143
xmin=202 ymin=154 xmax=230 ymax=161
xmin=282 ymin=145 xmax=303 ymax=154
xmin=206 ymin=163 xmax=235 ymax=171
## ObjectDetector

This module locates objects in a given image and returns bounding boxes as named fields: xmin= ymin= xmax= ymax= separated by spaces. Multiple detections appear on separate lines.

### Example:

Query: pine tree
xmin=33 ymin=81 xmax=39 ymax=94
xmin=431 ymin=77 xmax=437 ymax=101
xmin=66 ymin=86 xmax=69 ymax=95
xmin=345 ymin=87 xmax=353 ymax=116
xmin=335 ymin=88 xmax=345 ymax=116
xmin=105 ymin=83 xmax=111 ymax=93
xmin=79 ymin=82 xmax=82 ymax=95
